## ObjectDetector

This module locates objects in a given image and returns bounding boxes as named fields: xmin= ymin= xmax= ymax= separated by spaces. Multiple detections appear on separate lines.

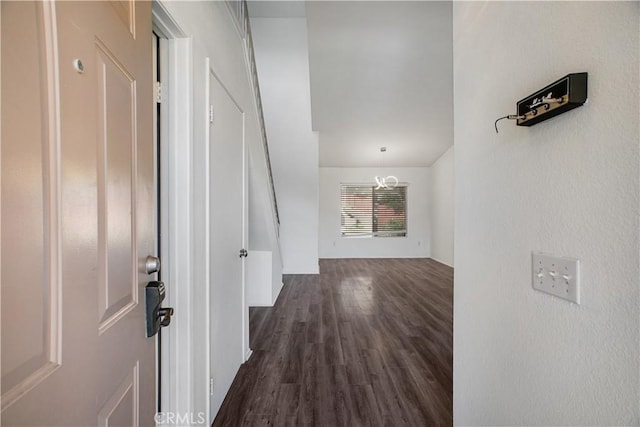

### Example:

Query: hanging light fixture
xmin=374 ymin=147 xmax=398 ymax=189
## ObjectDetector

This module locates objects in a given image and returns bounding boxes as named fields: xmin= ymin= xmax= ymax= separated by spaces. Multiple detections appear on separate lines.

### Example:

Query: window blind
xmin=340 ymin=184 xmax=407 ymax=237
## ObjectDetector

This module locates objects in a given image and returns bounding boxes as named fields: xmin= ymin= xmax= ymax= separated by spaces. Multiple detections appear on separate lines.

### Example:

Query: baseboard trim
xmin=429 ymin=256 xmax=454 ymax=268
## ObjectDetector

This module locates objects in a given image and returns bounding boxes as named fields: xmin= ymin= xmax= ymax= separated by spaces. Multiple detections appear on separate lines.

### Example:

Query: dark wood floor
xmin=213 ymin=258 xmax=453 ymax=426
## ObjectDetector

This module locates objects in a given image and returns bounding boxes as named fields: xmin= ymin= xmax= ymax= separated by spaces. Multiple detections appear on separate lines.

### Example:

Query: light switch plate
xmin=532 ymin=252 xmax=580 ymax=304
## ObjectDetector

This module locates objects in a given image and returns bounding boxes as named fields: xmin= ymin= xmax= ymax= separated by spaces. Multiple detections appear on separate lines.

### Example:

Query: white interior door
xmin=208 ymin=70 xmax=246 ymax=421
xmin=1 ymin=1 xmax=156 ymax=424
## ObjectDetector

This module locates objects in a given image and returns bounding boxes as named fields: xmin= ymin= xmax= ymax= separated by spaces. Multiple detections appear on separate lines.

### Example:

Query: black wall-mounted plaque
xmin=516 ymin=73 xmax=588 ymax=127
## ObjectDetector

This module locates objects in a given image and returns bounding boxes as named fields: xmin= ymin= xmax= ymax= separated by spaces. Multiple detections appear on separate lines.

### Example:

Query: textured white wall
xmin=453 ymin=2 xmax=639 ymax=425
xmin=251 ymin=18 xmax=320 ymax=274
xmin=430 ymin=146 xmax=454 ymax=266
xmin=319 ymin=167 xmax=430 ymax=258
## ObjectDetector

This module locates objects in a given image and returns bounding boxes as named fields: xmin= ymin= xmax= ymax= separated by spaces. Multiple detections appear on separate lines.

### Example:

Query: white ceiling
xmin=247 ymin=0 xmax=307 ymax=18
xmin=249 ymin=1 xmax=453 ymax=168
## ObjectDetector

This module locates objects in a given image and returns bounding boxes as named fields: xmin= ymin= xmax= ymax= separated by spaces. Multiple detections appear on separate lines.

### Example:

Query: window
xmin=340 ymin=184 xmax=407 ymax=237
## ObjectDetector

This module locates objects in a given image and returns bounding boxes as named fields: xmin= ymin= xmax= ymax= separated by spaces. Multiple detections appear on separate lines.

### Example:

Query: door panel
xmin=96 ymin=40 xmax=137 ymax=331
xmin=110 ymin=0 xmax=136 ymax=36
xmin=97 ymin=363 xmax=139 ymax=427
xmin=1 ymin=1 xmax=155 ymax=424
xmin=209 ymin=71 xmax=245 ymax=421
xmin=0 ymin=1 xmax=61 ymax=406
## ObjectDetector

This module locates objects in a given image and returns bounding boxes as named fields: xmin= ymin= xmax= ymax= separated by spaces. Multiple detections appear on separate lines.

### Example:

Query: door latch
xmin=145 ymin=281 xmax=174 ymax=337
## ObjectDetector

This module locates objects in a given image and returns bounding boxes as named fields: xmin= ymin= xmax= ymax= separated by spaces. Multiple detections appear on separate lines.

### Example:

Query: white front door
xmin=1 ymin=1 xmax=156 ymax=424
xmin=208 ymin=70 xmax=246 ymax=422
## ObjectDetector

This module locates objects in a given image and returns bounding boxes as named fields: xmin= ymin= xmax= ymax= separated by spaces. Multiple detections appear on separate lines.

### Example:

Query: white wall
xmin=430 ymin=146 xmax=454 ymax=266
xmin=251 ymin=17 xmax=320 ymax=274
xmin=246 ymin=250 xmax=283 ymax=306
xmin=247 ymin=149 xmax=284 ymax=306
xmin=319 ymin=167 xmax=430 ymax=258
xmin=453 ymin=2 xmax=639 ymax=425
xmin=156 ymin=1 xmax=282 ymax=421
xmin=246 ymin=251 xmax=271 ymax=306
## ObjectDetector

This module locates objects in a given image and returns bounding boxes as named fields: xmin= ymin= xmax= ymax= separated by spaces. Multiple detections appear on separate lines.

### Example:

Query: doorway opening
xmin=151 ymin=1 xmax=193 ymax=418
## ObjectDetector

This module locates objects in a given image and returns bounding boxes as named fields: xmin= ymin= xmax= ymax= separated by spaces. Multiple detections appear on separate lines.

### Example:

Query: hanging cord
xmin=494 ymin=114 xmax=525 ymax=133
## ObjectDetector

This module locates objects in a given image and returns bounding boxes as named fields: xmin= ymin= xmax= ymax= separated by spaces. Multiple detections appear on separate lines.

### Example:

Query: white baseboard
xmin=430 ymin=256 xmax=454 ymax=268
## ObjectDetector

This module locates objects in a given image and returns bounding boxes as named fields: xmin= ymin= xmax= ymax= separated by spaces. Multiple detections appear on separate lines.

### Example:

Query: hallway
xmin=214 ymin=258 xmax=453 ymax=425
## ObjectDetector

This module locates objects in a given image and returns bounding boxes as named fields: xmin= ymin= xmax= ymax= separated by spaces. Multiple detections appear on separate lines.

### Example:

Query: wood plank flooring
xmin=213 ymin=258 xmax=453 ymax=426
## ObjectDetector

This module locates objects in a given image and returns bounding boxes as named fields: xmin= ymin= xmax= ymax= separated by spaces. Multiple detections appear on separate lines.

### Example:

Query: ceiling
xmin=249 ymin=1 xmax=453 ymax=168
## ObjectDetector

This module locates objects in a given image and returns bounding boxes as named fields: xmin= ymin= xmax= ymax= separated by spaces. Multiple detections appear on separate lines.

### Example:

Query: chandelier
xmin=374 ymin=147 xmax=398 ymax=189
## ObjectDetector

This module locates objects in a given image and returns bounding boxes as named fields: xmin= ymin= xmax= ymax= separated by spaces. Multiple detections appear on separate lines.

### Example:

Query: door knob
xmin=145 ymin=255 xmax=161 ymax=274
xmin=239 ymin=249 xmax=248 ymax=258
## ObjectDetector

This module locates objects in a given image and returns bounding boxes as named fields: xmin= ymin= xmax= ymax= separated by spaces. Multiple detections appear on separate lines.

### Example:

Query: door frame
xmin=151 ymin=1 xmax=193 ymax=420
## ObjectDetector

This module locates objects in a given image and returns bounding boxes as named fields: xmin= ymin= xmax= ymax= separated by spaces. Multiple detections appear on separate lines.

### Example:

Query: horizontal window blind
xmin=341 ymin=186 xmax=373 ymax=236
xmin=373 ymin=186 xmax=407 ymax=236
xmin=340 ymin=184 xmax=407 ymax=237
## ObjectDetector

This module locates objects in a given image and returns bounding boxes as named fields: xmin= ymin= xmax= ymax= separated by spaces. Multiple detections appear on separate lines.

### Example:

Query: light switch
xmin=532 ymin=252 xmax=580 ymax=304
